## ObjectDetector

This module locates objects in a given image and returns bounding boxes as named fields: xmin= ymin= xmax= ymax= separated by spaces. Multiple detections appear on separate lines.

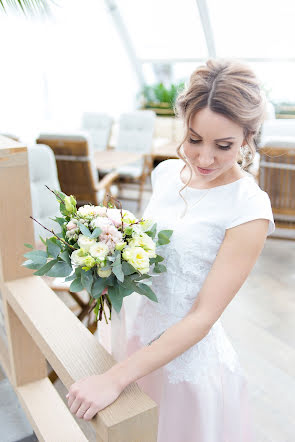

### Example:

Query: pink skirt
xmin=98 ymin=297 xmax=255 ymax=442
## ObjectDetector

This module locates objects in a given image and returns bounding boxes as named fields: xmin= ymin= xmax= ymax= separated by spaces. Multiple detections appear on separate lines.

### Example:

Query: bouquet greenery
xmin=22 ymin=187 xmax=173 ymax=324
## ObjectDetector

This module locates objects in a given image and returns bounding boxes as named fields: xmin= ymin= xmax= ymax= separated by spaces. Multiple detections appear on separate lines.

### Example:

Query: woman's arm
xmin=109 ymin=218 xmax=269 ymax=390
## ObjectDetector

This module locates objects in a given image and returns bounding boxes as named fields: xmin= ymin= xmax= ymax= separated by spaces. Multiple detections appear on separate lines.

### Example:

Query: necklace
xmin=178 ymin=187 xmax=212 ymax=219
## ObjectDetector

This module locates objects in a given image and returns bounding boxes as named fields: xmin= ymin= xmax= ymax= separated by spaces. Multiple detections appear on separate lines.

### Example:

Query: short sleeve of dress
xmin=150 ymin=159 xmax=171 ymax=191
xmin=225 ymin=189 xmax=275 ymax=237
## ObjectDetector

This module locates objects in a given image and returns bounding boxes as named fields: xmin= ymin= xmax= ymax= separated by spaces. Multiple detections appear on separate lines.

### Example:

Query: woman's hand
xmin=66 ymin=370 xmax=123 ymax=421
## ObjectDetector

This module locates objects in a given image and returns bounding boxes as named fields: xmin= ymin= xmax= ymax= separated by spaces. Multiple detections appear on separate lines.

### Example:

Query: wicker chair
xmin=36 ymin=132 xmax=119 ymax=206
xmin=258 ymin=137 xmax=295 ymax=240
xmin=81 ymin=112 xmax=113 ymax=151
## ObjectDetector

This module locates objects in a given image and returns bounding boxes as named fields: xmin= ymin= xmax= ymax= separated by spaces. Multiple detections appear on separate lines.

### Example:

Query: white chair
xmin=27 ymin=143 xmax=61 ymax=243
xmin=81 ymin=112 xmax=113 ymax=151
xmin=112 ymin=110 xmax=156 ymax=211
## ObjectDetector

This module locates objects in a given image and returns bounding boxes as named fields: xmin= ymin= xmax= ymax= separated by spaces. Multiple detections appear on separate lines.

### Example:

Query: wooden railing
xmin=0 ymin=136 xmax=158 ymax=441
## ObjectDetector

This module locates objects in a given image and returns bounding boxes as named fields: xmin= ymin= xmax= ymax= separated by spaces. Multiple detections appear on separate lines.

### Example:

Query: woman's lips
xmin=197 ymin=166 xmax=216 ymax=175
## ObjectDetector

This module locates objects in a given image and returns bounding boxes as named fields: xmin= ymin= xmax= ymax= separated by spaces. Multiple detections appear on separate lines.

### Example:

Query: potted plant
xmin=138 ymin=81 xmax=185 ymax=117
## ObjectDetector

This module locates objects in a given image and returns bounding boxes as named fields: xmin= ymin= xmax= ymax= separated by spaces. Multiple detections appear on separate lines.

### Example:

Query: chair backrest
xmin=81 ymin=112 xmax=113 ymax=151
xmin=36 ymin=133 xmax=99 ymax=206
xmin=27 ymin=144 xmax=61 ymax=242
xmin=258 ymin=138 xmax=295 ymax=223
xmin=117 ymin=110 xmax=156 ymax=153
xmin=260 ymin=120 xmax=295 ymax=146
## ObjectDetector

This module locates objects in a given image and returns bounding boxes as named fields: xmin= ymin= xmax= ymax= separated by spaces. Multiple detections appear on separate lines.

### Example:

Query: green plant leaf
xmin=34 ymin=259 xmax=58 ymax=276
xmin=60 ymin=251 xmax=71 ymax=265
xmin=112 ymin=254 xmax=124 ymax=282
xmin=81 ymin=269 xmax=94 ymax=294
xmin=22 ymin=259 xmax=43 ymax=270
xmin=154 ymin=263 xmax=167 ymax=273
xmin=92 ymin=277 xmax=107 ymax=298
xmin=46 ymin=238 xmax=61 ymax=259
xmin=108 ymin=285 xmax=123 ymax=313
xmin=157 ymin=229 xmax=173 ymax=245
xmin=90 ymin=227 xmax=102 ymax=238
xmin=150 ymin=254 xmax=164 ymax=264
xmin=24 ymin=243 xmax=33 ymax=249
xmin=51 ymin=216 xmax=66 ymax=227
xmin=78 ymin=222 xmax=92 ymax=238
xmin=145 ymin=222 xmax=157 ymax=239
xmin=121 ymin=261 xmax=136 ymax=275
xmin=70 ymin=278 xmax=83 ymax=292
xmin=134 ymin=282 xmax=158 ymax=302
xmin=64 ymin=273 xmax=76 ymax=282
xmin=46 ymin=261 xmax=72 ymax=277
xmin=23 ymin=250 xmax=47 ymax=264
xmin=39 ymin=235 xmax=46 ymax=246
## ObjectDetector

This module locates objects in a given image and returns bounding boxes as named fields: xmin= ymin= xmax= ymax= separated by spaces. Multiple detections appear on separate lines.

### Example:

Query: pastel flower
xmin=90 ymin=216 xmax=113 ymax=231
xmin=97 ymin=267 xmax=112 ymax=278
xmin=89 ymin=242 xmax=109 ymax=260
xmin=99 ymin=224 xmax=123 ymax=252
xmin=106 ymin=208 xmax=122 ymax=227
xmin=70 ymin=249 xmax=88 ymax=267
xmin=122 ymin=246 xmax=150 ymax=274
xmin=77 ymin=234 xmax=97 ymax=252
xmin=128 ymin=233 xmax=156 ymax=258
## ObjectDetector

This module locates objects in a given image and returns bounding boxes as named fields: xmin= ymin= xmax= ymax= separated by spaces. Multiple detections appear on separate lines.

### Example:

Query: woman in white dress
xmin=66 ymin=58 xmax=275 ymax=441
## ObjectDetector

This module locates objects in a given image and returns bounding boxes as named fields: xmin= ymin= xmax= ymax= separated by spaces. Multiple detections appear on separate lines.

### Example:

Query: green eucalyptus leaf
xmin=46 ymin=238 xmax=61 ymax=259
xmin=22 ymin=259 xmax=43 ymax=270
xmin=91 ymin=227 xmax=102 ymax=238
xmin=78 ymin=222 xmax=92 ymax=238
xmin=23 ymin=250 xmax=47 ymax=264
xmin=150 ymin=254 xmax=164 ymax=264
xmin=154 ymin=263 xmax=167 ymax=273
xmin=81 ymin=269 xmax=94 ymax=293
xmin=70 ymin=278 xmax=83 ymax=292
xmin=46 ymin=261 xmax=72 ymax=277
xmin=112 ymin=254 xmax=124 ymax=282
xmin=34 ymin=259 xmax=58 ymax=276
xmin=145 ymin=223 xmax=157 ymax=239
xmin=134 ymin=282 xmax=158 ymax=302
xmin=92 ymin=277 xmax=107 ymax=298
xmin=157 ymin=229 xmax=173 ymax=245
xmin=24 ymin=243 xmax=33 ymax=249
xmin=108 ymin=285 xmax=123 ymax=313
xmin=122 ymin=261 xmax=136 ymax=275
xmin=60 ymin=251 xmax=71 ymax=265
xmin=64 ymin=272 xmax=76 ymax=282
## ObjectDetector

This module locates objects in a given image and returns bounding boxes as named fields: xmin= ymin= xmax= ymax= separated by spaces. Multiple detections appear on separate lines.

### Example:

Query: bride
xmin=66 ymin=58 xmax=275 ymax=442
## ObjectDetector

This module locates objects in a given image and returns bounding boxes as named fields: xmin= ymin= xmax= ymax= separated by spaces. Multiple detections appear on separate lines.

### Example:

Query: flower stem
xmin=30 ymin=216 xmax=75 ymax=250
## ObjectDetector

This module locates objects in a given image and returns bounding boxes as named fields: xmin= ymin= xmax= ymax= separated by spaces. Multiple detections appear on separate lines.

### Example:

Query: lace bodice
xmin=114 ymin=159 xmax=275 ymax=384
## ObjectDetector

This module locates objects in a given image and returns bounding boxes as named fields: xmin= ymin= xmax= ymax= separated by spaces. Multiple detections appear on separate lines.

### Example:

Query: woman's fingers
xmin=69 ymin=396 xmax=83 ymax=414
xmin=83 ymin=405 xmax=98 ymax=421
xmin=76 ymin=402 xmax=91 ymax=419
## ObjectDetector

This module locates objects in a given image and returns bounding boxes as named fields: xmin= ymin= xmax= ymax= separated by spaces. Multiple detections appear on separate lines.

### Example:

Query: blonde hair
xmin=173 ymin=57 xmax=267 ymax=213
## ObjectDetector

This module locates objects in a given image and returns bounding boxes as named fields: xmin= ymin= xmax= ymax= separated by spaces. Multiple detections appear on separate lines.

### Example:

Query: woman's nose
xmin=197 ymin=150 xmax=215 ymax=168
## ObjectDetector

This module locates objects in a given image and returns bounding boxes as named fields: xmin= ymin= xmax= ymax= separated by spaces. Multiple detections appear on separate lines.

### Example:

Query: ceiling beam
xmin=195 ymin=0 xmax=216 ymax=58
xmin=104 ymin=0 xmax=145 ymax=87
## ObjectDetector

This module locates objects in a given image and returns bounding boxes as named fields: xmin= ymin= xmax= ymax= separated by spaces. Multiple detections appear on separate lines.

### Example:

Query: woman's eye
xmin=188 ymin=138 xmax=201 ymax=144
xmin=189 ymin=138 xmax=231 ymax=150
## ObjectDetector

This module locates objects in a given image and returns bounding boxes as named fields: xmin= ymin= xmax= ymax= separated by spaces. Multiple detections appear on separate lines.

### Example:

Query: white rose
xmin=70 ymin=249 xmax=88 ymax=267
xmin=89 ymin=242 xmax=109 ymax=260
xmin=97 ymin=267 xmax=112 ymax=278
xmin=77 ymin=234 xmax=97 ymax=252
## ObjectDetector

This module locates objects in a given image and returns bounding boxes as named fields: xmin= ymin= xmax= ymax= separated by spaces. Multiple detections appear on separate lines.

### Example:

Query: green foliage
xmin=145 ymin=222 xmax=157 ymax=239
xmin=157 ymin=229 xmax=173 ymax=245
xmin=141 ymin=81 xmax=185 ymax=108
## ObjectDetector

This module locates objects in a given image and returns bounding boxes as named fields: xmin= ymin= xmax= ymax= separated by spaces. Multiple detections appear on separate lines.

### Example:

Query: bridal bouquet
xmin=22 ymin=187 xmax=173 ymax=324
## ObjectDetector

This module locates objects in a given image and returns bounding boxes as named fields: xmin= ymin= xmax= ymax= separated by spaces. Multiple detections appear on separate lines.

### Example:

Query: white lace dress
xmin=110 ymin=159 xmax=275 ymax=442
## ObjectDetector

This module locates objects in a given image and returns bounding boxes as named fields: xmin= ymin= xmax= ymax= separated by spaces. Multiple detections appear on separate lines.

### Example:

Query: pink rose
xmin=66 ymin=221 xmax=77 ymax=230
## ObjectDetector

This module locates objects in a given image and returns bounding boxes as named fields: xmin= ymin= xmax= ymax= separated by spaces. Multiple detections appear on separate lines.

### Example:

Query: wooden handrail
xmin=0 ymin=136 xmax=158 ymax=441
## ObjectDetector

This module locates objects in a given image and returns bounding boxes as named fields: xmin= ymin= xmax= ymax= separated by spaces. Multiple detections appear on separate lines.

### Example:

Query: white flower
xmin=122 ymin=246 xmax=150 ymax=274
xmin=97 ymin=267 xmax=112 ymax=278
xmin=70 ymin=249 xmax=88 ymax=267
xmin=77 ymin=205 xmax=101 ymax=218
xmin=99 ymin=224 xmax=123 ymax=252
xmin=77 ymin=234 xmax=97 ymax=252
xmin=106 ymin=208 xmax=122 ymax=227
xmin=90 ymin=216 xmax=113 ymax=231
xmin=89 ymin=242 xmax=109 ymax=260
xmin=128 ymin=232 xmax=156 ymax=258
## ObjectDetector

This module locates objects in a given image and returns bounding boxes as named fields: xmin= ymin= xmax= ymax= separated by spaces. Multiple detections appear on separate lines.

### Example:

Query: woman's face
xmin=182 ymin=106 xmax=247 ymax=184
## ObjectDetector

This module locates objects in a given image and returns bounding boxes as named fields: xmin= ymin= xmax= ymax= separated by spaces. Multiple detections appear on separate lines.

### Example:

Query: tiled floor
xmin=1 ymin=180 xmax=295 ymax=441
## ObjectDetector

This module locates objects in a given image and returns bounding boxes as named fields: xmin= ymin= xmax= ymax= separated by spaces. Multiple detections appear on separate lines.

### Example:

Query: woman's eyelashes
xmin=188 ymin=138 xmax=232 ymax=150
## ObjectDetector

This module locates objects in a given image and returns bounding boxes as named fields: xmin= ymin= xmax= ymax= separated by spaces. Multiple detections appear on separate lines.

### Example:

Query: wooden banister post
xmin=0 ymin=136 xmax=47 ymax=385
